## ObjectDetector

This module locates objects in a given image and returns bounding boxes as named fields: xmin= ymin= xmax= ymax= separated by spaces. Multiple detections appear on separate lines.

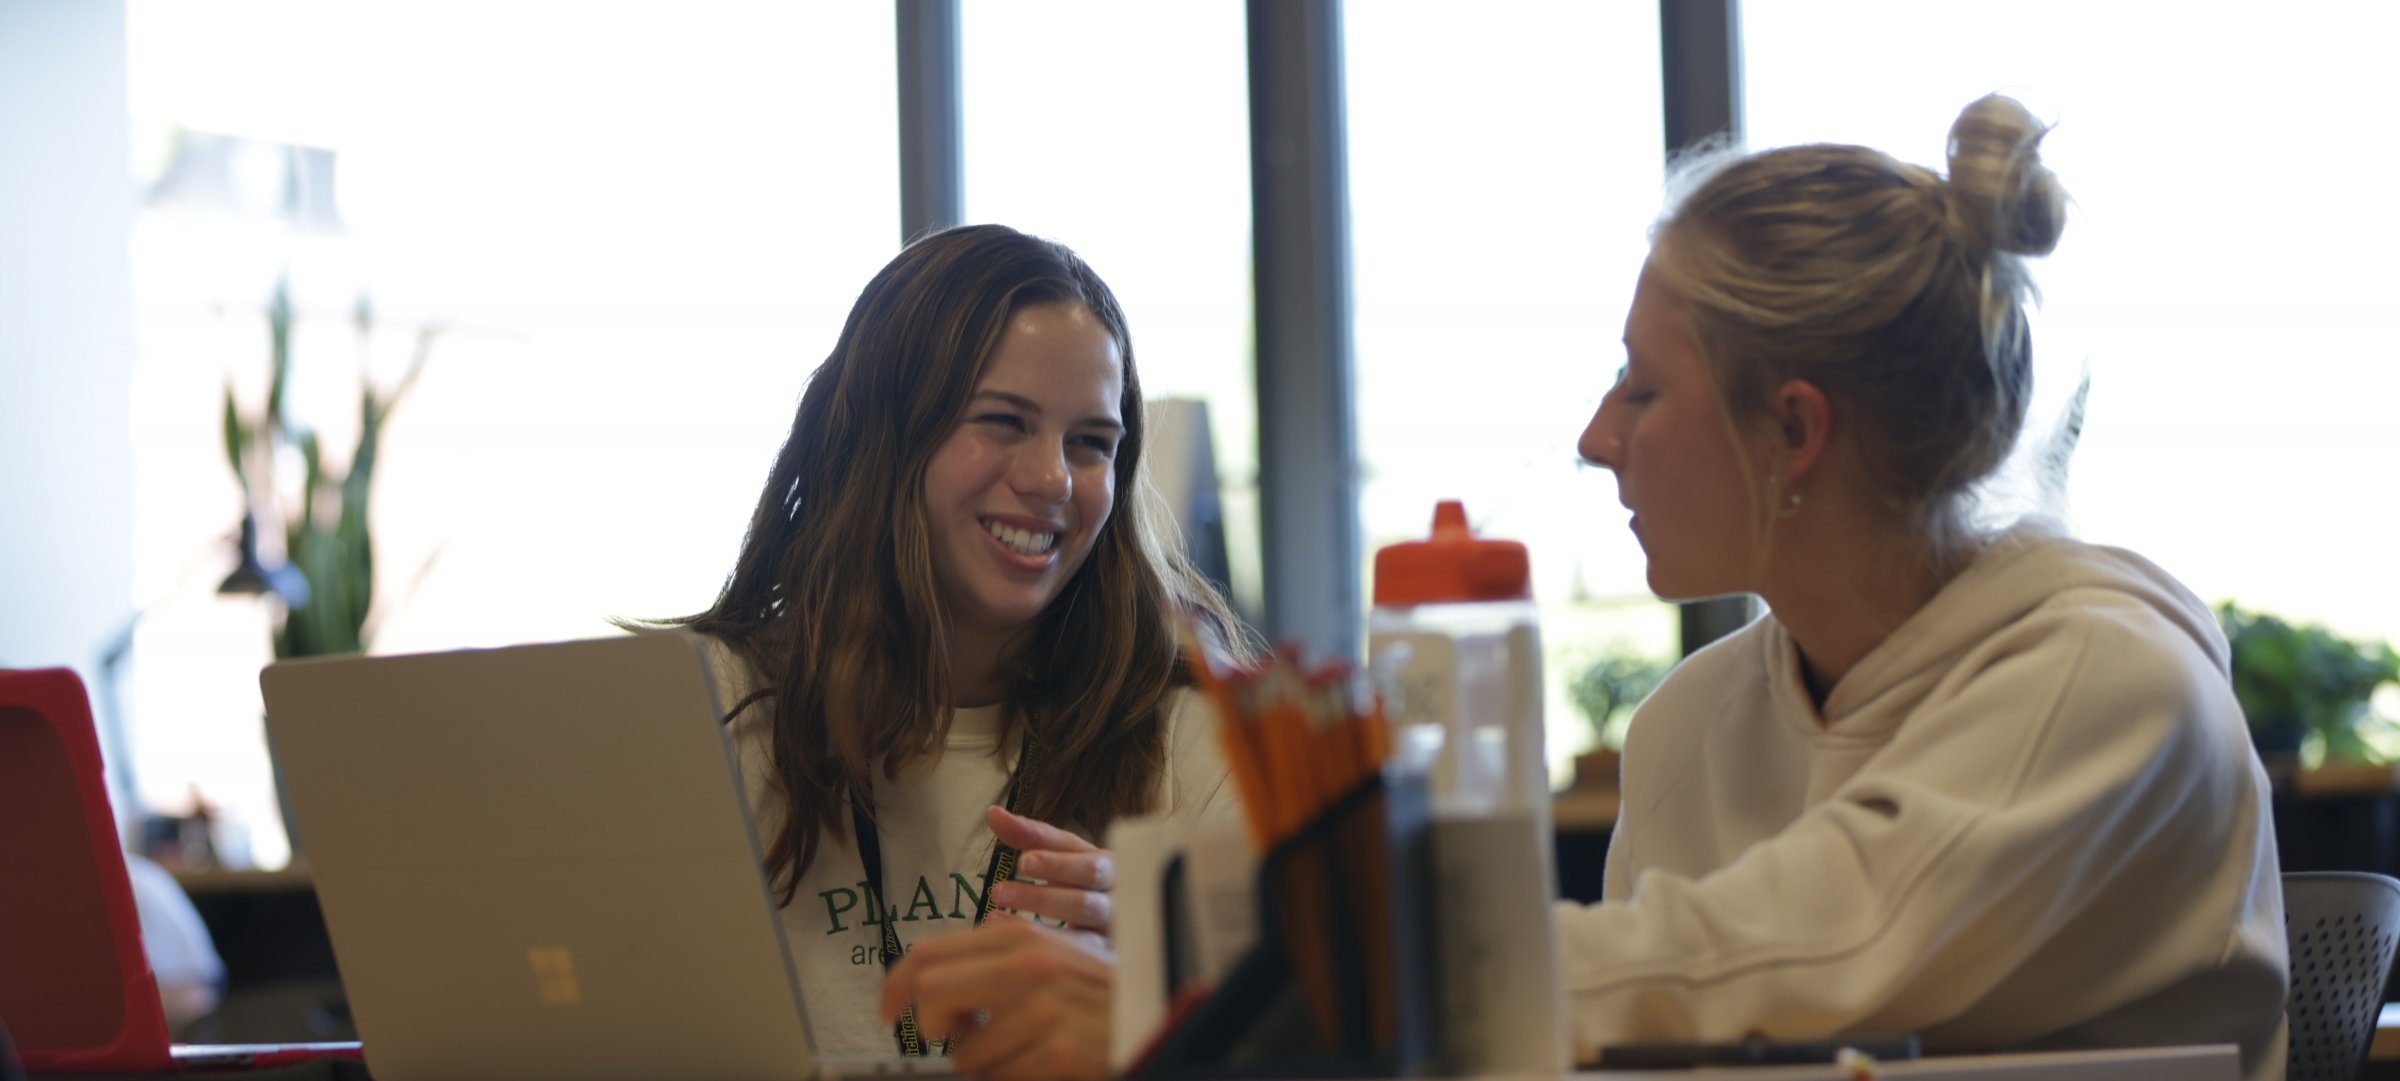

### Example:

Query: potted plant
xmin=2217 ymin=601 xmax=2400 ymax=768
xmin=222 ymin=277 xmax=434 ymax=858
xmin=1566 ymin=647 xmax=1668 ymax=790
xmin=221 ymin=277 xmax=434 ymax=659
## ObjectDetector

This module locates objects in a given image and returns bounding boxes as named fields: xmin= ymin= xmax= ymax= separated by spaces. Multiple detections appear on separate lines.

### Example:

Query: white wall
xmin=0 ymin=0 xmax=137 ymax=685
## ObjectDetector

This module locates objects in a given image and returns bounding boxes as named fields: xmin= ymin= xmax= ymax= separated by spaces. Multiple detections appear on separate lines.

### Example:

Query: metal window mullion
xmin=1661 ymin=0 xmax=1758 ymax=656
xmin=1247 ymin=0 xmax=1360 ymax=659
xmin=896 ymin=0 xmax=962 ymax=243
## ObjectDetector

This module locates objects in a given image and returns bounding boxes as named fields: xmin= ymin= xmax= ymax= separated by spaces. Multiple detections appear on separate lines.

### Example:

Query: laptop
xmin=262 ymin=633 xmax=947 ymax=1081
xmin=0 ymin=666 xmax=362 ymax=1075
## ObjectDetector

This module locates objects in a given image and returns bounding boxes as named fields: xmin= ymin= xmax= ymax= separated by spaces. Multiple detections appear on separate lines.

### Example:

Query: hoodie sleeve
xmin=1554 ymin=588 xmax=2258 ymax=1054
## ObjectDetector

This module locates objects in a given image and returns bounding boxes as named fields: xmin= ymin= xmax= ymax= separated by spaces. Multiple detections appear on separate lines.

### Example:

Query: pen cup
xmin=1130 ymin=767 xmax=1439 ymax=1079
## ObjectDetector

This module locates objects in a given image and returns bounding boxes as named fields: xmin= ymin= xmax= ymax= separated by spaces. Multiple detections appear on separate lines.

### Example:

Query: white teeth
xmin=983 ymin=520 xmax=1057 ymax=556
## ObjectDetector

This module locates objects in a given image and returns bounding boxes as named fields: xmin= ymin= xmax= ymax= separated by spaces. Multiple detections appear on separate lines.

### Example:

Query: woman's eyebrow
xmin=970 ymin=388 xmax=1041 ymax=413
xmin=973 ymin=388 xmax=1122 ymax=432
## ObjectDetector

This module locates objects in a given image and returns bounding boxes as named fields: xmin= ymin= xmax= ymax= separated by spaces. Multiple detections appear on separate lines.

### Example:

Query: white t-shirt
xmin=700 ymin=637 xmax=1234 ymax=1057
xmin=123 ymin=852 xmax=225 ymax=1029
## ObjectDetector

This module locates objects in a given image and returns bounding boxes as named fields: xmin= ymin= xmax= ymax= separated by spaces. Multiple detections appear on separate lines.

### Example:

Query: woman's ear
xmin=1771 ymin=378 xmax=1833 ymax=480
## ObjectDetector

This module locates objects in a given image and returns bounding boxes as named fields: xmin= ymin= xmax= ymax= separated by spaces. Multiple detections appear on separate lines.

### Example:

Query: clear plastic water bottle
xmin=1368 ymin=500 xmax=1566 ymax=1073
xmin=1368 ymin=500 xmax=1544 ymax=818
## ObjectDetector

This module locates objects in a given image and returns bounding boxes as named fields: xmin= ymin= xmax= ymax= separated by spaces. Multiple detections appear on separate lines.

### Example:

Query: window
xmin=123 ymin=2 xmax=897 ymax=866
xmin=961 ymin=0 xmax=1262 ymax=616
xmin=1745 ymin=0 xmax=2400 ymax=648
xmin=1346 ymin=1 xmax=1671 ymax=782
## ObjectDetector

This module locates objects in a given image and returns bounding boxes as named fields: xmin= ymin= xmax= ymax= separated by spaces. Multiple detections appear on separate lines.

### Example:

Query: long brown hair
xmin=662 ymin=224 xmax=1246 ymax=901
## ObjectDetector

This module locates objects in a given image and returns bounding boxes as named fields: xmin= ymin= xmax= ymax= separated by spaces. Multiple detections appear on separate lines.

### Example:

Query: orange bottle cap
xmin=1372 ymin=500 xmax=1531 ymax=606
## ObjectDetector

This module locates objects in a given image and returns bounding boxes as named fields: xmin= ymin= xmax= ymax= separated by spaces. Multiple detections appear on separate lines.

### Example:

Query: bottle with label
xmin=1367 ymin=500 xmax=1567 ymax=1074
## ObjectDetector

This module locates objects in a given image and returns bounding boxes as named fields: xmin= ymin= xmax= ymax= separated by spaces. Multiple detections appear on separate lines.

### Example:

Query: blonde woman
xmin=1566 ymin=95 xmax=2285 ymax=1076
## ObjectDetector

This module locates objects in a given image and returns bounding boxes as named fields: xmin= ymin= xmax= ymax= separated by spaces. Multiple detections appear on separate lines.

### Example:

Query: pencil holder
xmin=1130 ymin=767 xmax=1439 ymax=1079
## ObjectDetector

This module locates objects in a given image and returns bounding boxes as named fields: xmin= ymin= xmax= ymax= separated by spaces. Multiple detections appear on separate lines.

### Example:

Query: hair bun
xmin=1945 ymin=93 xmax=2066 ymax=256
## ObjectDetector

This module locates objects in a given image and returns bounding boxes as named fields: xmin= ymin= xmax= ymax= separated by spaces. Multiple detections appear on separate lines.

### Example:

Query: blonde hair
xmin=1650 ymin=94 xmax=2068 ymax=561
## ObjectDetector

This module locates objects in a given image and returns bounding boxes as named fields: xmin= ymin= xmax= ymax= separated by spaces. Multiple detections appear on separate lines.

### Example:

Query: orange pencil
xmin=1302 ymin=661 xmax=1359 ymax=796
xmin=1258 ymin=664 xmax=1315 ymax=842
xmin=1184 ymin=632 xmax=1276 ymax=851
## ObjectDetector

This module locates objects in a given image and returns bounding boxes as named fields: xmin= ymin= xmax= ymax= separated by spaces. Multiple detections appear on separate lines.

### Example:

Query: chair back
xmin=2286 ymin=870 xmax=2400 ymax=1081
xmin=0 ymin=1014 xmax=27 ymax=1081
xmin=0 ymin=668 xmax=175 ymax=1075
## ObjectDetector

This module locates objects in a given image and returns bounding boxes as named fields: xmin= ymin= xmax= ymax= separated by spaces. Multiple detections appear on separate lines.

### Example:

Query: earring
xmin=1776 ymin=483 xmax=1804 ymax=519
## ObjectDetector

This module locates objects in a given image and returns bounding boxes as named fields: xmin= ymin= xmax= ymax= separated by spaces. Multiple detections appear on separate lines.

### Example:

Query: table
xmin=1558 ymin=758 xmax=2400 ymax=832
xmin=1554 ymin=787 xmax=1620 ymax=833
xmin=24 ymin=1044 xmax=2242 ymax=1081
xmin=2371 ymin=1002 xmax=2400 ymax=1062
xmin=1585 ymin=1043 xmax=2238 ymax=1079
xmin=171 ymin=864 xmax=315 ymax=897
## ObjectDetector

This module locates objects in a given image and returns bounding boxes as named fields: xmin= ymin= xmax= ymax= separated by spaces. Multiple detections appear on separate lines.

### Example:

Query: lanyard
xmin=851 ymin=728 xmax=1039 ymax=1057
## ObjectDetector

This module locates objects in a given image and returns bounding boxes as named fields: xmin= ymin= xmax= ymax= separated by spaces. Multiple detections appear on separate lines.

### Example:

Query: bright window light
xmin=1346 ymin=0 xmax=1670 ymax=783
xmin=1745 ymin=0 xmax=2400 ymax=647
xmin=123 ymin=1 xmax=897 ymax=867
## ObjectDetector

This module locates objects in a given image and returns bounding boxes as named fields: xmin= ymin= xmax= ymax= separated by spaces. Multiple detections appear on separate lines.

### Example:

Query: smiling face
xmin=922 ymin=302 xmax=1126 ymax=645
xmin=1578 ymin=267 xmax=1772 ymax=601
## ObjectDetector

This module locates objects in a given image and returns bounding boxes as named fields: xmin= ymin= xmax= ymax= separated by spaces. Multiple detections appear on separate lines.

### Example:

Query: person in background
xmin=122 ymin=852 xmax=226 ymax=1032
xmin=1563 ymin=93 xmax=2285 ymax=1077
xmin=652 ymin=224 xmax=1250 ymax=1080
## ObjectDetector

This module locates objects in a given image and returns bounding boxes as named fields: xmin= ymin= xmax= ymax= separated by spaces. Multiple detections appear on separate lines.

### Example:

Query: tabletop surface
xmin=1579 ymin=1043 xmax=2238 ymax=1080
xmin=24 ymin=1044 xmax=2239 ymax=1081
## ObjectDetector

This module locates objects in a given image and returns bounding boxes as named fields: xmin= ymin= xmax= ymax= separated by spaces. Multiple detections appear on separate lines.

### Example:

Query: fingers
xmin=908 ymin=946 xmax=1025 ymax=1044
xmin=1019 ymin=848 xmax=1116 ymax=891
xmin=880 ymin=917 xmax=1044 ymax=1026
xmin=947 ymin=955 xmax=1113 ymax=1081
xmin=881 ymin=917 xmax=1113 ymax=1046
xmin=988 ymin=807 xmax=1116 ymax=891
xmin=992 ymin=879 xmax=1112 ymax=933
xmin=987 ymin=805 xmax=1098 ymax=855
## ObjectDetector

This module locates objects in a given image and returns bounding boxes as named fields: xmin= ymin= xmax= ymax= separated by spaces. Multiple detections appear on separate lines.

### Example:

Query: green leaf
xmin=295 ymin=429 xmax=324 ymax=541
xmin=2222 ymin=599 xmax=2400 ymax=763
xmin=221 ymin=384 xmax=251 ymax=492
xmin=267 ymin=275 xmax=294 ymax=430
xmin=1569 ymin=649 xmax=1669 ymax=749
xmin=250 ymin=283 xmax=440 ymax=659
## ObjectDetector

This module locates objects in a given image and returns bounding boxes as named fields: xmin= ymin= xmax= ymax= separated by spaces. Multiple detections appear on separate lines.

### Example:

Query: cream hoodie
xmin=1557 ymin=519 xmax=2287 ymax=1079
xmin=700 ymin=637 xmax=1235 ymax=1058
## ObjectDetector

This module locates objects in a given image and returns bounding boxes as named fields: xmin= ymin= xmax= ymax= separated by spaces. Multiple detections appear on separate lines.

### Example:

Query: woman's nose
xmin=1578 ymin=403 xmax=1621 ymax=470
xmin=1011 ymin=440 xmax=1071 ymax=503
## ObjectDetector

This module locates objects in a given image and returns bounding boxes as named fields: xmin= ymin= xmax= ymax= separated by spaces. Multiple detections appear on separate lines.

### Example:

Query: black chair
xmin=2285 ymin=870 xmax=2400 ymax=1080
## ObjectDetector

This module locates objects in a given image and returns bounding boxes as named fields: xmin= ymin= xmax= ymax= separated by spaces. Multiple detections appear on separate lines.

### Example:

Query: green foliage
xmin=1568 ymin=648 xmax=1669 ymax=751
xmin=2218 ymin=601 xmax=2400 ymax=764
xmin=220 ymin=277 xmax=432 ymax=659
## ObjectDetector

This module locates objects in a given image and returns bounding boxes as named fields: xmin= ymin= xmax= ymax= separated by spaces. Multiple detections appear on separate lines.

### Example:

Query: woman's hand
xmin=985 ymin=806 xmax=1115 ymax=940
xmin=879 ymin=914 xmax=1114 ymax=1081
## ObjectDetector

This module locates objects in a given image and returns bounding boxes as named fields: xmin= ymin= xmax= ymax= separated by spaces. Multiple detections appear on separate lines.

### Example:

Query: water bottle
xmin=1368 ymin=500 xmax=1544 ymax=817
xmin=1368 ymin=500 xmax=1566 ymax=1073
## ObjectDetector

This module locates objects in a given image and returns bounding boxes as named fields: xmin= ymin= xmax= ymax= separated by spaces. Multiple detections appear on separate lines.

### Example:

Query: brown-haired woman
xmin=661 ymin=223 xmax=1248 ymax=1077
xmin=1564 ymin=95 xmax=2286 ymax=1076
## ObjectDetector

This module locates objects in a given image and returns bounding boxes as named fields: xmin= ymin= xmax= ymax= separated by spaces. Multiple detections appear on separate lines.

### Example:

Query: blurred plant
xmin=221 ymin=275 xmax=433 ymax=658
xmin=1568 ymin=647 xmax=1669 ymax=751
xmin=2218 ymin=601 xmax=2400 ymax=765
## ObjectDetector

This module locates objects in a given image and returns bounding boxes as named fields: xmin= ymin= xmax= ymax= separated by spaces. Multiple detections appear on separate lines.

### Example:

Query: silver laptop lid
xmin=262 ymin=633 xmax=821 ymax=1081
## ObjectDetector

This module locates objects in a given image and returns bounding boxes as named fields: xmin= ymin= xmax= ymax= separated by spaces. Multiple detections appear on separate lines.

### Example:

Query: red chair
xmin=0 ymin=667 xmax=177 ymax=1074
